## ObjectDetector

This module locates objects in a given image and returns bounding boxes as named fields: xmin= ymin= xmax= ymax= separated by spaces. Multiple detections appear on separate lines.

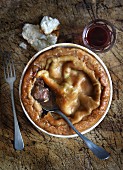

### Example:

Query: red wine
xmin=87 ymin=25 xmax=110 ymax=47
xmin=82 ymin=19 xmax=116 ymax=52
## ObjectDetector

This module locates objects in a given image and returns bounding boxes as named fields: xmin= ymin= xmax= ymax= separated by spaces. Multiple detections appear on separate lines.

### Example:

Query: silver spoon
xmin=41 ymin=96 xmax=110 ymax=160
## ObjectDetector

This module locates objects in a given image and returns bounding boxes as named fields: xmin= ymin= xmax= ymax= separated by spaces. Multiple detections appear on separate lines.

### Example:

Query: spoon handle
xmin=53 ymin=110 xmax=110 ymax=160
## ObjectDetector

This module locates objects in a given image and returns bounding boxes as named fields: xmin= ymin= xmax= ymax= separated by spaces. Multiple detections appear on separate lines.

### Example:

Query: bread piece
xmin=40 ymin=16 xmax=60 ymax=35
xmin=22 ymin=23 xmax=58 ymax=51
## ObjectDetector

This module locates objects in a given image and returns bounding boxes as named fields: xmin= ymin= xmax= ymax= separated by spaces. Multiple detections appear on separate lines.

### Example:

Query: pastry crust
xmin=21 ymin=47 xmax=110 ymax=135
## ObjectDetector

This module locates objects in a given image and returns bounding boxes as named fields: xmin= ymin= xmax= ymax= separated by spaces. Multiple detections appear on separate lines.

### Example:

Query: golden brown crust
xmin=21 ymin=47 xmax=110 ymax=135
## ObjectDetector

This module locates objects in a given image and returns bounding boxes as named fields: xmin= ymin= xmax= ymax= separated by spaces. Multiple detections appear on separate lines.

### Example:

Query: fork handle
xmin=10 ymin=88 xmax=24 ymax=150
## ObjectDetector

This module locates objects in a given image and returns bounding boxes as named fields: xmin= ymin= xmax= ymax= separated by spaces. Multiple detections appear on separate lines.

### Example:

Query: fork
xmin=3 ymin=52 xmax=24 ymax=150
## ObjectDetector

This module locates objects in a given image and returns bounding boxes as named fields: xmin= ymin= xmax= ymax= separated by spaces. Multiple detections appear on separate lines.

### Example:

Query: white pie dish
xmin=19 ymin=43 xmax=113 ymax=138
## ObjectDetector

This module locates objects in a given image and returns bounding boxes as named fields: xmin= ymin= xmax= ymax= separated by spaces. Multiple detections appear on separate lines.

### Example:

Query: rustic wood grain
xmin=0 ymin=0 xmax=123 ymax=169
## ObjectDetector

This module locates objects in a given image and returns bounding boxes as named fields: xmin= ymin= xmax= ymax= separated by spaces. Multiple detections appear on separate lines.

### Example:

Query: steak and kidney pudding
xmin=21 ymin=47 xmax=110 ymax=135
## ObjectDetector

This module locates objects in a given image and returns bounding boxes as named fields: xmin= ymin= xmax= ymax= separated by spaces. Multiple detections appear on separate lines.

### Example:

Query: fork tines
xmin=3 ymin=52 xmax=16 ymax=79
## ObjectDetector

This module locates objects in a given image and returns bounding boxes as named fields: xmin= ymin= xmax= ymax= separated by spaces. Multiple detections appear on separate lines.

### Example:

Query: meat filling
xmin=31 ymin=78 xmax=50 ymax=102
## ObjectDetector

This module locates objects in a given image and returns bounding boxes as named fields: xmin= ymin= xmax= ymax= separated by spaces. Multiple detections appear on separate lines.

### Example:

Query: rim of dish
xmin=19 ymin=43 xmax=113 ymax=138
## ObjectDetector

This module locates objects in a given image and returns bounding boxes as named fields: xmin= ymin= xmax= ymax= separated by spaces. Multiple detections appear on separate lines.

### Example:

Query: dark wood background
xmin=0 ymin=0 xmax=123 ymax=169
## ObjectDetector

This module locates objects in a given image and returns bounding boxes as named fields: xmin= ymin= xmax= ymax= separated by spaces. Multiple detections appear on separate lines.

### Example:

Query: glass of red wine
xmin=82 ymin=19 xmax=116 ymax=53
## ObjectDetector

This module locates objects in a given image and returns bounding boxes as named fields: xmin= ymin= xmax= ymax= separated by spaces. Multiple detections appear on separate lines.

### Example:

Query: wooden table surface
xmin=0 ymin=0 xmax=123 ymax=169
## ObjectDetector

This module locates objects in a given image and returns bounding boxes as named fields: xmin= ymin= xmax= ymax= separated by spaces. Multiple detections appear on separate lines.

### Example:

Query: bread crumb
xmin=19 ymin=42 xmax=27 ymax=49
